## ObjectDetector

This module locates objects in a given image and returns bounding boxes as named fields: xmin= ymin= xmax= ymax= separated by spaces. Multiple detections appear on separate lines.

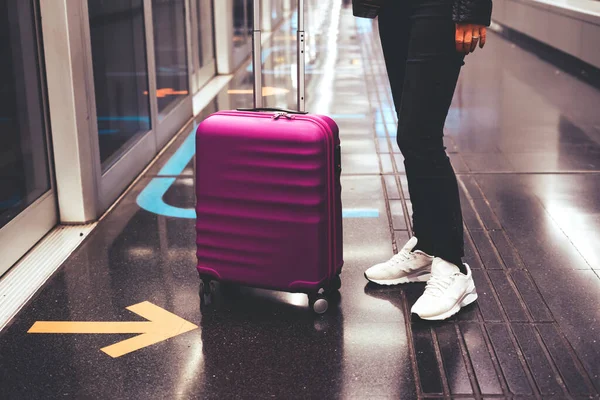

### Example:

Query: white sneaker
xmin=364 ymin=237 xmax=434 ymax=285
xmin=411 ymin=258 xmax=478 ymax=320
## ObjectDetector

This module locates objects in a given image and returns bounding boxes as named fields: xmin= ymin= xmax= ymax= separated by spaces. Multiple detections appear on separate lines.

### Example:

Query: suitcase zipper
xmin=272 ymin=112 xmax=295 ymax=120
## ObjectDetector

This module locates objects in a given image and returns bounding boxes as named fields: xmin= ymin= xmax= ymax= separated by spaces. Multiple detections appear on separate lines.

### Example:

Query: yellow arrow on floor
xmin=27 ymin=301 xmax=198 ymax=358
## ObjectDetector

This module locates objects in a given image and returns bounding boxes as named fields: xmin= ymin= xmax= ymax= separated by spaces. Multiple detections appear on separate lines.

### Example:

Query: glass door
xmin=0 ymin=0 xmax=57 ymax=276
xmin=86 ymin=0 xmax=157 ymax=211
xmin=271 ymin=0 xmax=283 ymax=27
xmin=88 ymin=0 xmax=153 ymax=172
xmin=191 ymin=0 xmax=216 ymax=93
xmin=85 ymin=0 xmax=193 ymax=212
xmin=232 ymin=0 xmax=253 ymax=69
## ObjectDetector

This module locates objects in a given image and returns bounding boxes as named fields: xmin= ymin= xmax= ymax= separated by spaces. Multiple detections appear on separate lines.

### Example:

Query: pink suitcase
xmin=195 ymin=0 xmax=343 ymax=314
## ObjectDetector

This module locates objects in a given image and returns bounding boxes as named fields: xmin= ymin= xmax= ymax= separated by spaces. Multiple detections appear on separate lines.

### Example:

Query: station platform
xmin=1 ymin=3 xmax=600 ymax=399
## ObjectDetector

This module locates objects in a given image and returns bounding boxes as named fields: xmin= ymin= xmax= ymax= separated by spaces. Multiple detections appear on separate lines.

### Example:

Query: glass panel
xmin=88 ymin=0 xmax=151 ymax=170
xmin=152 ymin=0 xmax=189 ymax=117
xmin=246 ymin=0 xmax=253 ymax=37
xmin=233 ymin=0 xmax=248 ymax=49
xmin=271 ymin=0 xmax=278 ymax=22
xmin=197 ymin=0 xmax=215 ymax=67
xmin=0 ymin=0 xmax=51 ymax=229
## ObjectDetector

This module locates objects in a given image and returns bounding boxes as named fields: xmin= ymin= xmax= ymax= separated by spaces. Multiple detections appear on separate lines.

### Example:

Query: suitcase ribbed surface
xmin=195 ymin=111 xmax=341 ymax=292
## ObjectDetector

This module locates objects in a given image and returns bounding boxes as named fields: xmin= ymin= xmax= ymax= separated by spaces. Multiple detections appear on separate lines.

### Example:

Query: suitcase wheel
xmin=308 ymin=293 xmax=329 ymax=315
xmin=199 ymin=278 xmax=216 ymax=307
xmin=326 ymin=275 xmax=342 ymax=293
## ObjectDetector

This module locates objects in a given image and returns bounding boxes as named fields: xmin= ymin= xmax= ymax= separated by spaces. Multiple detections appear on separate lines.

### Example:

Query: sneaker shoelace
xmin=392 ymin=250 xmax=415 ymax=263
xmin=424 ymin=274 xmax=455 ymax=297
xmin=388 ymin=250 xmax=416 ymax=271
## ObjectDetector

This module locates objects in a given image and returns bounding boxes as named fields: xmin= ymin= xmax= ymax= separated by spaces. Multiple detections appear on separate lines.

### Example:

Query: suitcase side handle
xmin=236 ymin=107 xmax=309 ymax=115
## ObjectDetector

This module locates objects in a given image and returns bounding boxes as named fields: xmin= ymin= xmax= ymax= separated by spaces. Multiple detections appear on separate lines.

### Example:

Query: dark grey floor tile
xmin=506 ymin=152 xmax=600 ymax=172
xmin=528 ymin=269 xmax=600 ymax=391
xmin=459 ymin=175 xmax=483 ymax=199
xmin=452 ymin=301 xmax=481 ymax=322
xmin=489 ymin=230 xmax=525 ymax=270
xmin=471 ymin=270 xmax=505 ymax=323
xmin=464 ymin=232 xmax=484 ymax=270
xmin=435 ymin=324 xmax=474 ymax=395
xmin=163 ymin=177 xmax=195 ymax=208
xmin=461 ymin=191 xmax=486 ymax=232
xmin=536 ymin=323 xmax=597 ymax=396
xmin=377 ymin=137 xmax=391 ymax=153
xmin=384 ymin=175 xmax=401 ymax=200
xmin=470 ymin=196 xmax=502 ymax=230
xmin=380 ymin=153 xmax=394 ymax=174
xmin=398 ymin=174 xmax=410 ymax=200
xmin=475 ymin=175 xmax=593 ymax=271
xmin=449 ymin=153 xmax=470 ymax=173
xmin=470 ymin=231 xmax=504 ymax=270
xmin=461 ymin=153 xmax=515 ymax=173
xmin=342 ymin=137 xmax=378 ymax=155
xmin=511 ymin=324 xmax=564 ymax=396
xmin=486 ymin=324 xmax=535 ymax=396
xmin=412 ymin=324 xmax=445 ymax=395
xmin=390 ymin=200 xmax=408 ymax=231
xmin=342 ymin=153 xmax=381 ymax=175
xmin=487 ymin=270 xmax=529 ymax=322
xmin=336 ymin=320 xmax=419 ymax=399
xmin=460 ymin=323 xmax=504 ymax=395
xmin=509 ymin=270 xmax=553 ymax=322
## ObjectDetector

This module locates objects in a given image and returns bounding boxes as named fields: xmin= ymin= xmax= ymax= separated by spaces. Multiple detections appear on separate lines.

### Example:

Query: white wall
xmin=492 ymin=0 xmax=600 ymax=69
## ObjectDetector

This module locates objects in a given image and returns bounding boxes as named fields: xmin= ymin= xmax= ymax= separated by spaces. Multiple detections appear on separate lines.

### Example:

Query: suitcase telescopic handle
xmin=252 ymin=0 xmax=305 ymax=112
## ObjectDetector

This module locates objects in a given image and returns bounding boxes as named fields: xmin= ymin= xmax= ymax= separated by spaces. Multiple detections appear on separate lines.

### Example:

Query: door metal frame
xmin=0 ymin=0 xmax=58 ymax=276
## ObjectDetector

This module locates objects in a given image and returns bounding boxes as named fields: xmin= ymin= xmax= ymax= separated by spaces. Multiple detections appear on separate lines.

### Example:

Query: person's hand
xmin=455 ymin=23 xmax=487 ymax=54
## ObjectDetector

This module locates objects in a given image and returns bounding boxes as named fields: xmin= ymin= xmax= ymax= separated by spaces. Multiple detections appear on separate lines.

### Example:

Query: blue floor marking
xmin=137 ymin=177 xmax=196 ymax=218
xmin=137 ymin=129 xmax=379 ymax=219
xmin=342 ymin=209 xmax=380 ymax=218
xmin=158 ymin=130 xmax=195 ymax=176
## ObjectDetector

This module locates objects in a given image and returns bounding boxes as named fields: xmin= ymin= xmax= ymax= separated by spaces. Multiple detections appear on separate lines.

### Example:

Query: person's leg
xmin=364 ymin=0 xmax=438 ymax=286
xmin=395 ymin=0 xmax=466 ymax=271
xmin=377 ymin=0 xmax=411 ymax=116
xmin=378 ymin=0 xmax=435 ymax=252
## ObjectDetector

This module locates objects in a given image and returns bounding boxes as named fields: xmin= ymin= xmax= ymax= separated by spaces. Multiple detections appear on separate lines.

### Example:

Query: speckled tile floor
xmin=1 ymin=2 xmax=599 ymax=399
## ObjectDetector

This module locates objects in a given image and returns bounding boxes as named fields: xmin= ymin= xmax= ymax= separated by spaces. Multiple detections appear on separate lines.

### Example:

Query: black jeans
xmin=379 ymin=0 xmax=465 ymax=267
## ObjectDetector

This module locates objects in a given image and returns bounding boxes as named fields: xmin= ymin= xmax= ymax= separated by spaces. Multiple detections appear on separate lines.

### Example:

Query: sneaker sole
xmin=364 ymin=272 xmax=432 ymax=286
xmin=414 ymin=290 xmax=478 ymax=321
